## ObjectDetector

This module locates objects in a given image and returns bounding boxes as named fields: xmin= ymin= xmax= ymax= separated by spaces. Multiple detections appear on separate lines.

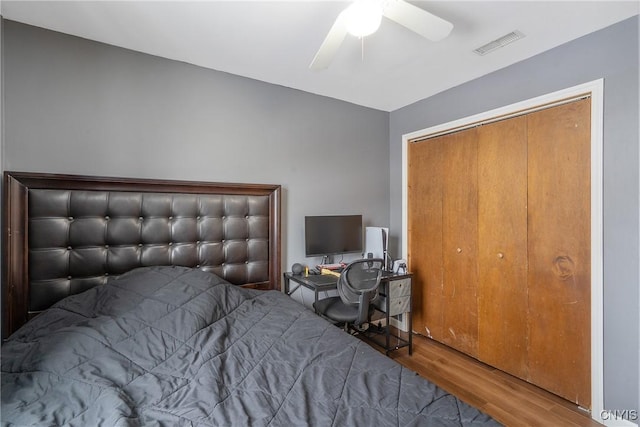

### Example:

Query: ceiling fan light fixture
xmin=343 ymin=1 xmax=383 ymax=38
xmin=309 ymin=0 xmax=453 ymax=70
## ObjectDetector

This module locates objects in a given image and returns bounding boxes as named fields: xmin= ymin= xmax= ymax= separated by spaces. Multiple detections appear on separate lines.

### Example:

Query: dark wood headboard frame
xmin=2 ymin=171 xmax=281 ymax=339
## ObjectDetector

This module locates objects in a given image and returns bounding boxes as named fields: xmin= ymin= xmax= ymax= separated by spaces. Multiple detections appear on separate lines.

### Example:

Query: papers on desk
xmin=320 ymin=268 xmax=341 ymax=277
xmin=317 ymin=263 xmax=345 ymax=270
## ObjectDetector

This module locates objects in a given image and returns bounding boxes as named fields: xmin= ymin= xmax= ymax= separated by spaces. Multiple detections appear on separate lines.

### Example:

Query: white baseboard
xmin=602 ymin=419 xmax=638 ymax=427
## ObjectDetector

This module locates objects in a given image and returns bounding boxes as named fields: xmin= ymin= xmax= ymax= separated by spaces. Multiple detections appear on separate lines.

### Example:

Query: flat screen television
xmin=305 ymin=215 xmax=363 ymax=258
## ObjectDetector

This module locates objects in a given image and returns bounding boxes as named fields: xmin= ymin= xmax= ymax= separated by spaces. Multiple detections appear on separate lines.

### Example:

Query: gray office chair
xmin=313 ymin=258 xmax=383 ymax=330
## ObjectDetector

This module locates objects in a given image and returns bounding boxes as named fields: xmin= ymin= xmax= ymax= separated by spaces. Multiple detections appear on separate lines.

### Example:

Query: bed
xmin=1 ymin=172 xmax=500 ymax=426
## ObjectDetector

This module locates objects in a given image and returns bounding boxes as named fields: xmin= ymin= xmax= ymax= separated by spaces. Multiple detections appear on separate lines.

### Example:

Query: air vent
xmin=473 ymin=30 xmax=525 ymax=56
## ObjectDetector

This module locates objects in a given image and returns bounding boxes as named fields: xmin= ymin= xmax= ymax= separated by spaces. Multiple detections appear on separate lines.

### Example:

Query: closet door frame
xmin=401 ymin=79 xmax=604 ymax=422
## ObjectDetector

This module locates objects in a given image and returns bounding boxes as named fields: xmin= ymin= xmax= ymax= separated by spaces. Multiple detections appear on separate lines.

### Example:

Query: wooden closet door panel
xmin=408 ymin=139 xmax=445 ymax=340
xmin=477 ymin=117 xmax=529 ymax=378
xmin=442 ymin=129 xmax=479 ymax=356
xmin=527 ymin=98 xmax=591 ymax=407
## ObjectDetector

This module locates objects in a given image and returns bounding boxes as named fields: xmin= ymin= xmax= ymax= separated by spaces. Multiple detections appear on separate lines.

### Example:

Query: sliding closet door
xmin=408 ymin=137 xmax=444 ymax=341
xmin=408 ymin=128 xmax=478 ymax=354
xmin=441 ymin=129 xmax=478 ymax=356
xmin=527 ymin=99 xmax=591 ymax=407
xmin=477 ymin=117 xmax=529 ymax=378
xmin=408 ymin=97 xmax=591 ymax=408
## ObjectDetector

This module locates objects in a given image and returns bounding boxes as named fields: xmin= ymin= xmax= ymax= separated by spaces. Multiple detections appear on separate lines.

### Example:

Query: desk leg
xmin=283 ymin=275 xmax=301 ymax=297
xmin=408 ymin=289 xmax=413 ymax=355
xmin=385 ymin=284 xmax=391 ymax=355
xmin=408 ymin=311 xmax=413 ymax=355
xmin=287 ymin=284 xmax=301 ymax=296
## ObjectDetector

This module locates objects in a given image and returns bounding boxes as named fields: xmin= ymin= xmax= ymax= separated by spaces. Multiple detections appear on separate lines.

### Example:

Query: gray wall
xmin=2 ymin=20 xmax=390 ymax=275
xmin=389 ymin=16 xmax=639 ymax=414
xmin=3 ymin=13 xmax=639 ymax=417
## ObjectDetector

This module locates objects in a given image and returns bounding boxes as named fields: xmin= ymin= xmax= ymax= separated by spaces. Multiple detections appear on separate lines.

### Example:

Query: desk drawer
xmin=375 ymin=295 xmax=411 ymax=316
xmin=389 ymin=295 xmax=411 ymax=316
xmin=388 ymin=278 xmax=411 ymax=298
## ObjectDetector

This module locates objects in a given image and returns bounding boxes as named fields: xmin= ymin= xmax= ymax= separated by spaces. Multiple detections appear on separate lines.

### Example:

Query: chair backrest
xmin=337 ymin=258 xmax=383 ymax=325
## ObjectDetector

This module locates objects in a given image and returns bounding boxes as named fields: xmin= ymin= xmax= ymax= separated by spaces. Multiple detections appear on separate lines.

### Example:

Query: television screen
xmin=305 ymin=215 xmax=363 ymax=257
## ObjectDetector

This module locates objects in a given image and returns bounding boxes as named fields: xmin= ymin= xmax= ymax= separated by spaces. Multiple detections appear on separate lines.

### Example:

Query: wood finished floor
xmin=384 ymin=334 xmax=601 ymax=427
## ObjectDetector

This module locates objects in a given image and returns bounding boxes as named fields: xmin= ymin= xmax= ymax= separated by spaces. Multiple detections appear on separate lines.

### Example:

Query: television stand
xmin=320 ymin=255 xmax=334 ymax=265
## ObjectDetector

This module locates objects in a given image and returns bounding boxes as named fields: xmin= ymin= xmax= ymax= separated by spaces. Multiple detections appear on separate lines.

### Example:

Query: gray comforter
xmin=1 ymin=266 xmax=500 ymax=426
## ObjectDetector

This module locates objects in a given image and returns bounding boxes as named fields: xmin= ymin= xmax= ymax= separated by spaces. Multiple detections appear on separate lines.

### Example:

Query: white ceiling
xmin=2 ymin=1 xmax=638 ymax=111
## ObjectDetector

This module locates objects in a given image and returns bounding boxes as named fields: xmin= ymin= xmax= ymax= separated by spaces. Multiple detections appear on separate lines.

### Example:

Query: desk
xmin=283 ymin=272 xmax=339 ymax=312
xmin=283 ymin=271 xmax=413 ymax=355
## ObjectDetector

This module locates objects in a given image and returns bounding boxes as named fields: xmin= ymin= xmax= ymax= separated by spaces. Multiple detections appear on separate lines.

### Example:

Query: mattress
xmin=1 ymin=266 xmax=500 ymax=426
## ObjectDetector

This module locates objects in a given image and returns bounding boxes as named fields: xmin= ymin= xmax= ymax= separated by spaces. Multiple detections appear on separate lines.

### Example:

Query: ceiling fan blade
xmin=383 ymin=0 xmax=453 ymax=41
xmin=309 ymin=11 xmax=348 ymax=70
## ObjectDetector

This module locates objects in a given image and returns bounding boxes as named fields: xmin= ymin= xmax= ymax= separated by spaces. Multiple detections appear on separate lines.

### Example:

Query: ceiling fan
xmin=310 ymin=0 xmax=453 ymax=70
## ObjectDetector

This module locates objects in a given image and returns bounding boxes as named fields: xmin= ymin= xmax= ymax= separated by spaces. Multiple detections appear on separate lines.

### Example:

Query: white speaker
xmin=365 ymin=227 xmax=388 ymax=265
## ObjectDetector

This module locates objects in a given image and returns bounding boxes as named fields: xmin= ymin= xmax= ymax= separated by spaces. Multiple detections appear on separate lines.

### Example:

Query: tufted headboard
xmin=2 ymin=172 xmax=281 ymax=338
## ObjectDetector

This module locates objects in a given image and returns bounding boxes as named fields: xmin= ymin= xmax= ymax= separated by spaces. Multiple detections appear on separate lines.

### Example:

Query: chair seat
xmin=314 ymin=296 xmax=375 ymax=324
